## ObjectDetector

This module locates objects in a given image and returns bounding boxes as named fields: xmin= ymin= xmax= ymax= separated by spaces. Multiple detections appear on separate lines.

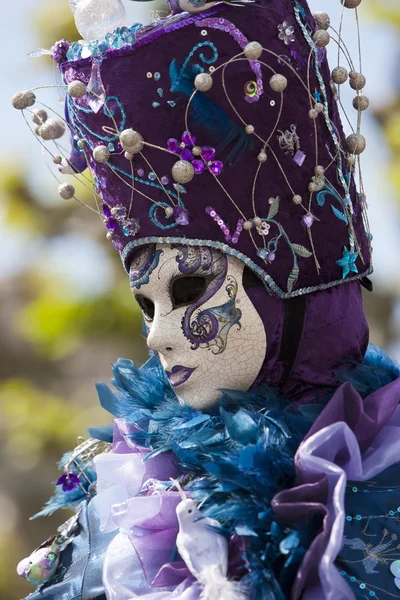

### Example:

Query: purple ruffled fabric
xmin=272 ymin=378 xmax=400 ymax=600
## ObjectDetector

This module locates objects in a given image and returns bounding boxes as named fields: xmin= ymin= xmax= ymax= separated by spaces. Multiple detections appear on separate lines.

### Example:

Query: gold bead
xmin=313 ymin=30 xmax=330 ymax=47
xmin=106 ymin=232 xmax=114 ymax=241
xmin=347 ymin=154 xmax=356 ymax=166
xmin=243 ymin=220 xmax=253 ymax=230
xmin=244 ymin=41 xmax=263 ymax=60
xmin=124 ymin=151 xmax=134 ymax=160
xmin=12 ymin=90 xmax=36 ymax=110
xmin=309 ymin=108 xmax=318 ymax=119
xmin=58 ymin=183 xmax=75 ymax=199
xmin=172 ymin=160 xmax=195 ymax=184
xmin=315 ymin=103 xmax=324 ymax=113
xmin=308 ymin=182 xmax=318 ymax=193
xmin=341 ymin=0 xmax=362 ymax=8
xmin=269 ymin=74 xmax=288 ymax=93
xmin=53 ymin=156 xmax=62 ymax=164
xmin=93 ymin=145 xmax=110 ymax=163
xmin=68 ymin=80 xmax=87 ymax=98
xmin=315 ymin=165 xmax=324 ymax=176
xmin=313 ymin=11 xmax=330 ymax=30
xmin=245 ymin=124 xmax=255 ymax=135
xmin=346 ymin=133 xmax=366 ymax=155
xmin=253 ymin=216 xmax=262 ymax=227
xmin=194 ymin=73 xmax=213 ymax=92
xmin=292 ymin=195 xmax=302 ymax=205
xmin=332 ymin=66 xmax=349 ymax=85
xmin=77 ymin=139 xmax=86 ymax=149
xmin=120 ymin=129 xmax=144 ymax=154
xmin=192 ymin=146 xmax=202 ymax=156
xmin=165 ymin=206 xmax=174 ymax=217
xmin=349 ymin=72 xmax=366 ymax=90
xmin=353 ymin=95 xmax=369 ymax=111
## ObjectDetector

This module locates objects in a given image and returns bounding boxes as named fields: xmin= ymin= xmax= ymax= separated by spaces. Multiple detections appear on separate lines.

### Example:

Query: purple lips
xmin=166 ymin=365 xmax=196 ymax=387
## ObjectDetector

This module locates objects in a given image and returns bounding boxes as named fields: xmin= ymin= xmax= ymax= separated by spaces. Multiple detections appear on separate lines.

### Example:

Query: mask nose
xmin=146 ymin=314 xmax=175 ymax=355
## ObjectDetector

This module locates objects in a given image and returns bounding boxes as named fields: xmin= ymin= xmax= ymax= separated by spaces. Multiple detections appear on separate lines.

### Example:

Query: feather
xmin=169 ymin=60 xmax=254 ymax=165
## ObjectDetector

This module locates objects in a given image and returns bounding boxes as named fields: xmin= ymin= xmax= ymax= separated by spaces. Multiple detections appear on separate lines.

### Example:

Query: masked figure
xmin=13 ymin=0 xmax=400 ymax=598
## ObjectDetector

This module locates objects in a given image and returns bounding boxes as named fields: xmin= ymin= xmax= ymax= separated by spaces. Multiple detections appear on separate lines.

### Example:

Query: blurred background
xmin=1 ymin=0 xmax=400 ymax=598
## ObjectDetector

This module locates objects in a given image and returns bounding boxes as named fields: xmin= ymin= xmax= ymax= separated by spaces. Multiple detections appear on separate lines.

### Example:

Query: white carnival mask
xmin=129 ymin=244 xmax=266 ymax=409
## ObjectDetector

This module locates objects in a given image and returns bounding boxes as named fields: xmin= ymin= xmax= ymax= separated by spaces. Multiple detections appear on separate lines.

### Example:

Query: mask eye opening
xmin=135 ymin=295 xmax=155 ymax=321
xmin=170 ymin=275 xmax=209 ymax=309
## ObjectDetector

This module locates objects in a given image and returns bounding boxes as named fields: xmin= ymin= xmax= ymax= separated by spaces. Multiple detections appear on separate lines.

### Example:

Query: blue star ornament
xmin=336 ymin=246 xmax=359 ymax=279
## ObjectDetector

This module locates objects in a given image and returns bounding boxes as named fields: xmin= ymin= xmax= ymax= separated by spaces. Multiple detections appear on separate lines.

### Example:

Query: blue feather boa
xmin=37 ymin=344 xmax=400 ymax=598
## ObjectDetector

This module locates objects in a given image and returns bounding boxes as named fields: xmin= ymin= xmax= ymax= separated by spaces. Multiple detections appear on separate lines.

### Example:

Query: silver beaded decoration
xmin=313 ymin=12 xmax=330 ymax=30
xmin=332 ymin=66 xmax=349 ymax=85
xmin=349 ymin=72 xmax=366 ymax=91
xmin=32 ymin=109 xmax=48 ymax=125
xmin=244 ymin=41 xmax=263 ymax=60
xmin=341 ymin=0 xmax=362 ymax=8
xmin=172 ymin=160 xmax=195 ymax=184
xmin=58 ymin=183 xmax=75 ymax=199
xmin=346 ymin=133 xmax=367 ymax=155
xmin=352 ymin=95 xmax=369 ymax=111
xmin=93 ymin=145 xmax=111 ymax=163
xmin=12 ymin=90 xmax=36 ymax=110
xmin=257 ymin=151 xmax=267 ymax=163
xmin=194 ymin=73 xmax=213 ymax=92
xmin=313 ymin=30 xmax=330 ymax=47
xmin=269 ymin=74 xmax=288 ymax=93
xmin=39 ymin=118 xmax=66 ymax=140
xmin=119 ymin=129 xmax=144 ymax=154
xmin=68 ymin=80 xmax=87 ymax=98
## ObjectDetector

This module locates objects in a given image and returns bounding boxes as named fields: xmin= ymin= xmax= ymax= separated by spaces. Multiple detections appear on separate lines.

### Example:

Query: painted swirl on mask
xmin=129 ymin=244 xmax=163 ymax=289
xmin=174 ymin=246 xmax=241 ymax=353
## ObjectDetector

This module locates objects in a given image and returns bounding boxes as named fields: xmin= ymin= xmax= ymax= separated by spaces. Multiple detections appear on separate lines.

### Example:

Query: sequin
xmin=244 ymin=81 xmax=258 ymax=98
xmin=154 ymin=72 xmax=161 ymax=80
xmin=147 ymin=72 xmax=153 ymax=78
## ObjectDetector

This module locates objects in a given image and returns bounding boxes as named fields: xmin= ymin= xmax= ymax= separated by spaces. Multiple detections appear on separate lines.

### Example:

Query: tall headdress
xmin=13 ymin=0 xmax=371 ymax=298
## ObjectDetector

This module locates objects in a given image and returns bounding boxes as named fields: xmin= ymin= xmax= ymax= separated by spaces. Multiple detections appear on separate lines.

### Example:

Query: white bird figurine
xmin=174 ymin=481 xmax=247 ymax=600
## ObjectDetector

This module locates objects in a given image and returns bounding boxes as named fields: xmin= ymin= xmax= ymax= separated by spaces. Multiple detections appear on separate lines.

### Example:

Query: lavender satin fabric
xmin=272 ymin=377 xmax=400 ymax=600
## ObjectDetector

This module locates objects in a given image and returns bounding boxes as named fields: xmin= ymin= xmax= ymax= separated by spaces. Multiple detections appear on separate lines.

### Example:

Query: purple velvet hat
xmin=58 ymin=0 xmax=372 ymax=298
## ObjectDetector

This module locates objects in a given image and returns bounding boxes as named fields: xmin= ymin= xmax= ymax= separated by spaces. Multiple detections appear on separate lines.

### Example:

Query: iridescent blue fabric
xmin=24 ymin=500 xmax=116 ymax=600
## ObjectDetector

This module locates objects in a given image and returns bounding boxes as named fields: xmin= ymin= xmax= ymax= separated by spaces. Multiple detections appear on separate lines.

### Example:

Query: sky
xmin=2 ymin=0 xmax=400 ymax=296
